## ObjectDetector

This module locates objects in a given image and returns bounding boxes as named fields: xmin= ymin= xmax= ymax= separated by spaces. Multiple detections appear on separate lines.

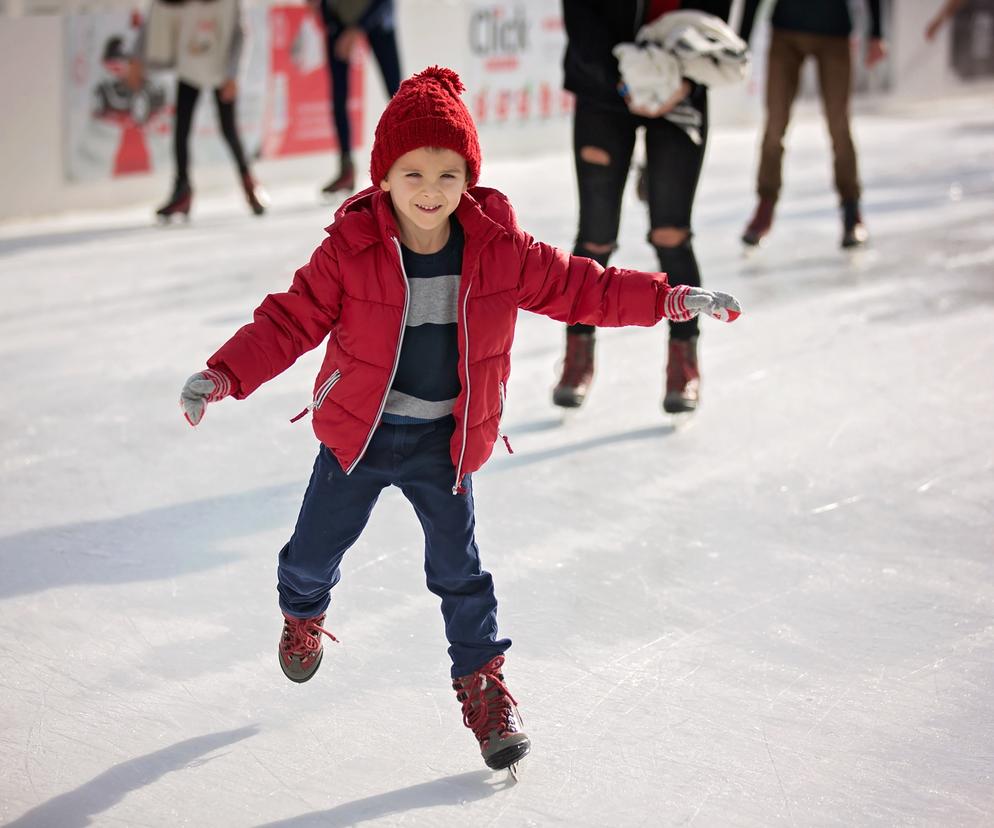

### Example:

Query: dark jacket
xmin=562 ymin=0 xmax=733 ymax=110
xmin=739 ymin=0 xmax=883 ymax=45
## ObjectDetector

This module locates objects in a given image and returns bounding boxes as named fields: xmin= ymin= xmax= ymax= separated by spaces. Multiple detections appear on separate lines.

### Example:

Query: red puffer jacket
xmin=207 ymin=185 xmax=681 ymax=491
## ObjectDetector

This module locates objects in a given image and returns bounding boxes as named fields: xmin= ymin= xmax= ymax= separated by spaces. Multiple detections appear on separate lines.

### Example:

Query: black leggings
xmin=174 ymin=79 xmax=250 ymax=185
xmin=327 ymin=22 xmax=401 ymax=157
xmin=569 ymin=91 xmax=708 ymax=340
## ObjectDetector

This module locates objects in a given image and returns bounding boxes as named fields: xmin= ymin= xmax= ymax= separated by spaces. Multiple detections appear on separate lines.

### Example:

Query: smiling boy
xmin=179 ymin=66 xmax=740 ymax=773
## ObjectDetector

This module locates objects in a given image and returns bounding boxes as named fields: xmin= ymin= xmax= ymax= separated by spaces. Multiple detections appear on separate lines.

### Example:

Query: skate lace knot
xmin=280 ymin=614 xmax=338 ymax=658
xmin=454 ymin=655 xmax=518 ymax=747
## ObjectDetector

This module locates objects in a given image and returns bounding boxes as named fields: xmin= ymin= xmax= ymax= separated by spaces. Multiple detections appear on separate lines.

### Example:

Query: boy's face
xmin=379 ymin=147 xmax=469 ymax=243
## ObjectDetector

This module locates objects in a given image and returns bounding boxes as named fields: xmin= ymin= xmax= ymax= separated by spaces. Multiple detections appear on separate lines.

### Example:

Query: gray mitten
xmin=682 ymin=287 xmax=742 ymax=322
xmin=180 ymin=368 xmax=232 ymax=427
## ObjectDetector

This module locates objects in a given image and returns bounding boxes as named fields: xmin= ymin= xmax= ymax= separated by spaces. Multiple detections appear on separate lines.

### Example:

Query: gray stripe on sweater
xmin=383 ymin=389 xmax=456 ymax=419
xmin=405 ymin=273 xmax=460 ymax=327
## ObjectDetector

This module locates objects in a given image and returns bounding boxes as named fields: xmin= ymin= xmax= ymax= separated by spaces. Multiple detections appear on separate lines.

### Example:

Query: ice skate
xmin=841 ymin=199 xmax=868 ymax=249
xmin=552 ymin=330 xmax=595 ymax=410
xmin=241 ymin=172 xmax=269 ymax=216
xmin=278 ymin=612 xmax=338 ymax=683
xmin=320 ymin=158 xmax=356 ymax=199
xmin=155 ymin=180 xmax=192 ymax=223
xmin=453 ymin=655 xmax=530 ymax=775
xmin=662 ymin=336 xmax=700 ymax=414
xmin=741 ymin=196 xmax=775 ymax=248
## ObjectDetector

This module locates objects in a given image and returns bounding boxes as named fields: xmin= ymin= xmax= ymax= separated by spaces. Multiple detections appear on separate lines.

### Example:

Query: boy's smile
xmin=380 ymin=147 xmax=469 ymax=254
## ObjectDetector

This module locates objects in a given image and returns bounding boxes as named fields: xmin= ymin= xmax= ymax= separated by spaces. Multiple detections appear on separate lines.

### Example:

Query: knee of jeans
xmin=579 ymin=239 xmax=616 ymax=256
xmin=579 ymin=145 xmax=611 ymax=166
xmin=649 ymin=226 xmax=690 ymax=247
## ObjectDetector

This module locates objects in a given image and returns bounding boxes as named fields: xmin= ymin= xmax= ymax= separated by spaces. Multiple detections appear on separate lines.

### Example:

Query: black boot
xmin=155 ymin=179 xmax=192 ymax=221
xmin=841 ymin=199 xmax=868 ymax=248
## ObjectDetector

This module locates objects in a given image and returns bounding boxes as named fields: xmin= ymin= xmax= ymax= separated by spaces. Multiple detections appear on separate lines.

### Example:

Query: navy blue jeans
xmin=277 ymin=417 xmax=509 ymax=678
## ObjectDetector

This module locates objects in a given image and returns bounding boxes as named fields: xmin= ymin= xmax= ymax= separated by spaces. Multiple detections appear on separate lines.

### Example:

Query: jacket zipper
xmin=497 ymin=381 xmax=513 ymax=454
xmin=345 ymin=236 xmax=410 ymax=475
xmin=452 ymin=280 xmax=473 ymax=493
xmin=290 ymin=369 xmax=342 ymax=423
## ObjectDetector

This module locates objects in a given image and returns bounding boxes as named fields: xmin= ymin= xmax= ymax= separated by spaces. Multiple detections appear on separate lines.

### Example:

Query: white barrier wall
xmin=0 ymin=0 xmax=989 ymax=222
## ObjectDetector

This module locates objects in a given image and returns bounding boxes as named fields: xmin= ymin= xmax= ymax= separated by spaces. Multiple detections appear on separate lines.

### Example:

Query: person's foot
xmin=321 ymin=158 xmax=356 ymax=196
xmin=241 ymin=172 xmax=269 ymax=216
xmin=453 ymin=655 xmax=531 ymax=770
xmin=552 ymin=331 xmax=595 ymax=408
xmin=741 ymin=197 xmax=776 ymax=247
xmin=155 ymin=180 xmax=192 ymax=221
xmin=278 ymin=612 xmax=338 ymax=683
xmin=663 ymin=336 xmax=700 ymax=414
xmin=841 ymin=199 xmax=869 ymax=249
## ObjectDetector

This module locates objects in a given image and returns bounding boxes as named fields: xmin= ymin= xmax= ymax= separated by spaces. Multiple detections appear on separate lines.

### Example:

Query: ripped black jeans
xmin=569 ymin=91 xmax=708 ymax=341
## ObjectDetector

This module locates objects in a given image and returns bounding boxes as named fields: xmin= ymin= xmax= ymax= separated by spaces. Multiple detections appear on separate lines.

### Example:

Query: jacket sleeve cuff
xmin=659 ymin=284 xmax=694 ymax=322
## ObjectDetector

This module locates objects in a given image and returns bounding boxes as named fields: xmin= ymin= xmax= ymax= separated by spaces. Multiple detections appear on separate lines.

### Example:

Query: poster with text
xmin=462 ymin=0 xmax=572 ymax=129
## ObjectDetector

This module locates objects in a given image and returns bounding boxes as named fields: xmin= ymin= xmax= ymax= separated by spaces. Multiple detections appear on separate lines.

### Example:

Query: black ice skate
xmin=156 ymin=180 xmax=192 ymax=222
xmin=841 ymin=199 xmax=869 ymax=249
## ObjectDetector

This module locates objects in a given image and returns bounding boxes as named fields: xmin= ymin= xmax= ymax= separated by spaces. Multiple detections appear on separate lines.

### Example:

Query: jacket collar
xmin=327 ymin=187 xmax=505 ymax=254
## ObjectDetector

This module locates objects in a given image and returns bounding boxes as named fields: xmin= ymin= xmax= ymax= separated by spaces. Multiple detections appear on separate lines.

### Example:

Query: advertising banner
xmin=461 ymin=0 xmax=572 ymax=130
xmin=261 ymin=4 xmax=365 ymax=158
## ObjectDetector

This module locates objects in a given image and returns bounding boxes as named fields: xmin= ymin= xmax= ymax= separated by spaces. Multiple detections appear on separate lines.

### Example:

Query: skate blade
xmin=508 ymin=762 xmax=521 ymax=782
xmin=156 ymin=212 xmax=190 ymax=226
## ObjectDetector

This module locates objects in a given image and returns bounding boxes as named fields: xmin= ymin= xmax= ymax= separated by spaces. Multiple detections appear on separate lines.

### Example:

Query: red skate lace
xmin=455 ymin=656 xmax=518 ymax=746
xmin=281 ymin=614 xmax=338 ymax=658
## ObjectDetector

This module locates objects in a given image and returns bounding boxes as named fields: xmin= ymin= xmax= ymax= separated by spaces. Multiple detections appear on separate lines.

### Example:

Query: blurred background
xmin=2 ymin=0 xmax=993 ymax=222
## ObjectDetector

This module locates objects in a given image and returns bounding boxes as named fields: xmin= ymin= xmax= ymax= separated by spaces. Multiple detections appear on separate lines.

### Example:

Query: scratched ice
xmin=1 ymin=93 xmax=993 ymax=826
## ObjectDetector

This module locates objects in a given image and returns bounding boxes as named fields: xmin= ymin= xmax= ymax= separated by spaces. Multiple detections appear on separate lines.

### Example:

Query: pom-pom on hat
xmin=370 ymin=66 xmax=481 ymax=187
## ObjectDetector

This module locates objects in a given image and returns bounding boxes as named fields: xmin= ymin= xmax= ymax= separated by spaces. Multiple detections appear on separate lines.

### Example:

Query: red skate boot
xmin=278 ymin=612 xmax=338 ymax=683
xmin=741 ymin=196 xmax=775 ymax=247
xmin=241 ymin=172 xmax=269 ymax=216
xmin=552 ymin=330 xmax=595 ymax=408
xmin=663 ymin=335 xmax=700 ymax=414
xmin=453 ymin=655 xmax=531 ymax=772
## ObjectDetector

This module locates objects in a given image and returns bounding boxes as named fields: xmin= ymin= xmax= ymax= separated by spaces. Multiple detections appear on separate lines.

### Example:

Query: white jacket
xmin=142 ymin=0 xmax=244 ymax=89
xmin=613 ymin=10 xmax=749 ymax=113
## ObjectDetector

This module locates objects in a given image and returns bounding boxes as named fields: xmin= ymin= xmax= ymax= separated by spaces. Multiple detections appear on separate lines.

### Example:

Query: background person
xmin=129 ymin=0 xmax=267 ymax=220
xmin=739 ymin=0 xmax=887 ymax=249
xmin=553 ymin=0 xmax=737 ymax=415
xmin=308 ymin=0 xmax=402 ymax=196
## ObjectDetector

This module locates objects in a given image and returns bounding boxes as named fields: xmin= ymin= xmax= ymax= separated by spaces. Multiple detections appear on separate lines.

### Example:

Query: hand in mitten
xmin=179 ymin=368 xmax=232 ymax=427
xmin=663 ymin=285 xmax=742 ymax=323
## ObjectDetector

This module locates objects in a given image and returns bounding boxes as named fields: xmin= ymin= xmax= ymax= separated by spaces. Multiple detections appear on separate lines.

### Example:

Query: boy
xmin=179 ymin=66 xmax=740 ymax=773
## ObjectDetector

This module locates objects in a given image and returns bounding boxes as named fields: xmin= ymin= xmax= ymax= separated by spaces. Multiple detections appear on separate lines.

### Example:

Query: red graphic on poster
xmin=262 ymin=5 xmax=364 ymax=158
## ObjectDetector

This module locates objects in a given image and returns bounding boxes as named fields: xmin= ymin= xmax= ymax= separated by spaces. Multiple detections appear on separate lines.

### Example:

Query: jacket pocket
xmin=290 ymin=369 xmax=341 ymax=423
xmin=313 ymin=369 xmax=342 ymax=411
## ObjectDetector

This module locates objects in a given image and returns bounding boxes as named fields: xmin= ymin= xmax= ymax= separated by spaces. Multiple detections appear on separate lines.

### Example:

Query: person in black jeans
xmin=555 ymin=0 xmax=733 ymax=414
xmin=311 ymin=0 xmax=402 ymax=196
xmin=129 ymin=0 xmax=267 ymax=220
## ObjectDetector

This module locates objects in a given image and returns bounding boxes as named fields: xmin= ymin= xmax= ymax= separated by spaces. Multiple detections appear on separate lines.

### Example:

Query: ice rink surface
xmin=1 ymin=93 xmax=992 ymax=826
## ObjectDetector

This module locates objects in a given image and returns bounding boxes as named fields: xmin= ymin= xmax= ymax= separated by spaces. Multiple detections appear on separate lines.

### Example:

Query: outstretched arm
xmin=515 ymin=234 xmax=739 ymax=327
xmin=179 ymin=238 xmax=345 ymax=426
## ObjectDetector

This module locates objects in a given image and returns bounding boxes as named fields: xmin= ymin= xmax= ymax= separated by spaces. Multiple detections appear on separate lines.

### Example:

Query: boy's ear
xmin=379 ymin=179 xmax=391 ymax=192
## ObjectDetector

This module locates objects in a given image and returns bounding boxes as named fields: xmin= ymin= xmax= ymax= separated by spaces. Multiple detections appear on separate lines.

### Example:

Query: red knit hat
xmin=370 ymin=66 xmax=481 ymax=187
